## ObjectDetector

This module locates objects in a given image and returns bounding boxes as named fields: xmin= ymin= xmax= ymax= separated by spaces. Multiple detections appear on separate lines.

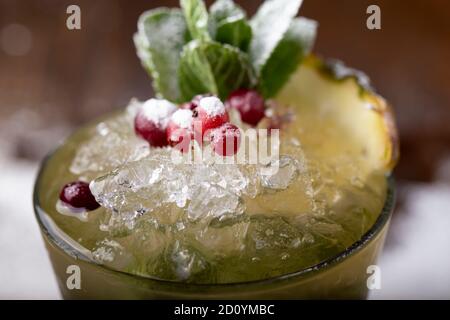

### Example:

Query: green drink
xmin=33 ymin=0 xmax=398 ymax=299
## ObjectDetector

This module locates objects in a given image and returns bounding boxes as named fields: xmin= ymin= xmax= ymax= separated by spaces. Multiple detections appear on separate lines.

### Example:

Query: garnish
xmin=257 ymin=17 xmax=317 ymax=98
xmin=178 ymin=40 xmax=254 ymax=101
xmin=134 ymin=0 xmax=317 ymax=102
xmin=134 ymin=8 xmax=190 ymax=103
xmin=226 ymin=89 xmax=266 ymax=126
xmin=193 ymin=96 xmax=229 ymax=138
xmin=210 ymin=122 xmax=241 ymax=156
xmin=180 ymin=94 xmax=208 ymax=110
xmin=181 ymin=0 xmax=211 ymax=42
xmin=134 ymin=98 xmax=177 ymax=147
xmin=167 ymin=109 xmax=195 ymax=152
xmin=59 ymin=181 xmax=100 ymax=211
xmin=209 ymin=0 xmax=252 ymax=51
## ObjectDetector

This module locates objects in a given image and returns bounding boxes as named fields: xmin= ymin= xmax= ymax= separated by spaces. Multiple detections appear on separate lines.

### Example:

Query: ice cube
xmin=194 ymin=219 xmax=250 ymax=255
xmin=187 ymin=184 xmax=243 ymax=220
xmin=92 ymin=239 xmax=123 ymax=263
xmin=171 ymin=242 xmax=210 ymax=281
xmin=70 ymin=102 xmax=149 ymax=178
xmin=145 ymin=240 xmax=214 ymax=282
xmin=246 ymin=216 xmax=309 ymax=264
xmin=89 ymin=153 xmax=176 ymax=228
xmin=90 ymin=149 xmax=257 ymax=232
xmin=260 ymin=155 xmax=299 ymax=190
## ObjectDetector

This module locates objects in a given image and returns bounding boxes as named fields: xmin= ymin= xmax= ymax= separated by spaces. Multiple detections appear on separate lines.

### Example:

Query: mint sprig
xmin=249 ymin=0 xmax=304 ymax=72
xmin=209 ymin=0 xmax=252 ymax=51
xmin=134 ymin=8 xmax=190 ymax=102
xmin=134 ymin=0 xmax=316 ymax=103
xmin=179 ymin=41 xmax=254 ymax=101
xmin=180 ymin=0 xmax=211 ymax=41
xmin=258 ymin=17 xmax=317 ymax=98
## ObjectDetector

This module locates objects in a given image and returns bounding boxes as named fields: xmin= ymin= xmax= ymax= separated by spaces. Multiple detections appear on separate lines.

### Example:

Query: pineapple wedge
xmin=276 ymin=55 xmax=399 ymax=173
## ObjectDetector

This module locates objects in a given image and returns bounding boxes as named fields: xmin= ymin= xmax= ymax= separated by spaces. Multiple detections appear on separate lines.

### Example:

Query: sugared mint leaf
xmin=209 ymin=0 xmax=245 ymax=22
xmin=180 ymin=0 xmax=211 ymax=41
xmin=178 ymin=40 xmax=254 ymax=101
xmin=134 ymin=8 xmax=190 ymax=102
xmin=249 ymin=0 xmax=304 ymax=72
xmin=209 ymin=0 xmax=252 ymax=51
xmin=214 ymin=20 xmax=252 ymax=51
xmin=258 ymin=18 xmax=317 ymax=98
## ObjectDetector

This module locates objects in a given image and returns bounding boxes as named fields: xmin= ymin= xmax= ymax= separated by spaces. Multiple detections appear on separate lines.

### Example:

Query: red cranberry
xmin=167 ymin=109 xmax=194 ymax=153
xmin=193 ymin=96 xmax=229 ymax=140
xmin=267 ymin=111 xmax=294 ymax=132
xmin=180 ymin=94 xmax=206 ymax=111
xmin=134 ymin=99 xmax=176 ymax=147
xmin=226 ymin=89 xmax=266 ymax=126
xmin=135 ymin=114 xmax=167 ymax=147
xmin=59 ymin=181 xmax=100 ymax=211
xmin=210 ymin=123 xmax=241 ymax=156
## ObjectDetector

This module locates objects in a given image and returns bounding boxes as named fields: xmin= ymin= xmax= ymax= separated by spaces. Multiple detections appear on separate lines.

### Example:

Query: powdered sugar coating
xmin=199 ymin=96 xmax=226 ymax=117
xmin=210 ymin=123 xmax=241 ymax=156
xmin=171 ymin=109 xmax=193 ymax=129
xmin=140 ymin=99 xmax=177 ymax=129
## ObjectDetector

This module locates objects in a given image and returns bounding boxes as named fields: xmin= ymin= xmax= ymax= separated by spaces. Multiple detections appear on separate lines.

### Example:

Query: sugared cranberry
xmin=167 ymin=109 xmax=194 ymax=153
xmin=267 ymin=115 xmax=282 ymax=131
xmin=193 ymin=96 xmax=229 ymax=139
xmin=134 ymin=99 xmax=177 ymax=147
xmin=226 ymin=89 xmax=266 ymax=126
xmin=210 ymin=123 xmax=241 ymax=156
xmin=59 ymin=181 xmax=100 ymax=211
xmin=267 ymin=111 xmax=294 ymax=132
xmin=180 ymin=94 xmax=207 ymax=111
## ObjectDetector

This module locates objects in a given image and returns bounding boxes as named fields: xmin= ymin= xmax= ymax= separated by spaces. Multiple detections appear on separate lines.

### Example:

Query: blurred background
xmin=0 ymin=0 xmax=449 ymax=299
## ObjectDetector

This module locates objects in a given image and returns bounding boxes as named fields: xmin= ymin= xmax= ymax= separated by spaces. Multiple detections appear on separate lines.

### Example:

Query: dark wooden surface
xmin=1 ymin=0 xmax=450 ymax=182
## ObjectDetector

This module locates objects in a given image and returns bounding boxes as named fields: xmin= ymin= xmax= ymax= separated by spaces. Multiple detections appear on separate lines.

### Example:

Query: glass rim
xmin=33 ymin=146 xmax=395 ymax=289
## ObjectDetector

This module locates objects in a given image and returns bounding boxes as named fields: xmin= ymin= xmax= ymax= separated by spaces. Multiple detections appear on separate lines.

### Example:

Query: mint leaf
xmin=214 ymin=20 xmax=252 ymax=51
xmin=209 ymin=0 xmax=244 ymax=22
xmin=209 ymin=0 xmax=252 ymax=51
xmin=180 ymin=0 xmax=211 ymax=41
xmin=134 ymin=8 xmax=190 ymax=102
xmin=258 ymin=18 xmax=317 ymax=98
xmin=249 ymin=0 xmax=304 ymax=72
xmin=178 ymin=41 xmax=254 ymax=101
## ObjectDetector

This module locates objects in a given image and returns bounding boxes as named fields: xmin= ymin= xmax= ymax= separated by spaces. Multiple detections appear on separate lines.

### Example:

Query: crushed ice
xmin=71 ymin=101 xmax=306 ymax=231
xmin=70 ymin=99 xmax=149 ymax=179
